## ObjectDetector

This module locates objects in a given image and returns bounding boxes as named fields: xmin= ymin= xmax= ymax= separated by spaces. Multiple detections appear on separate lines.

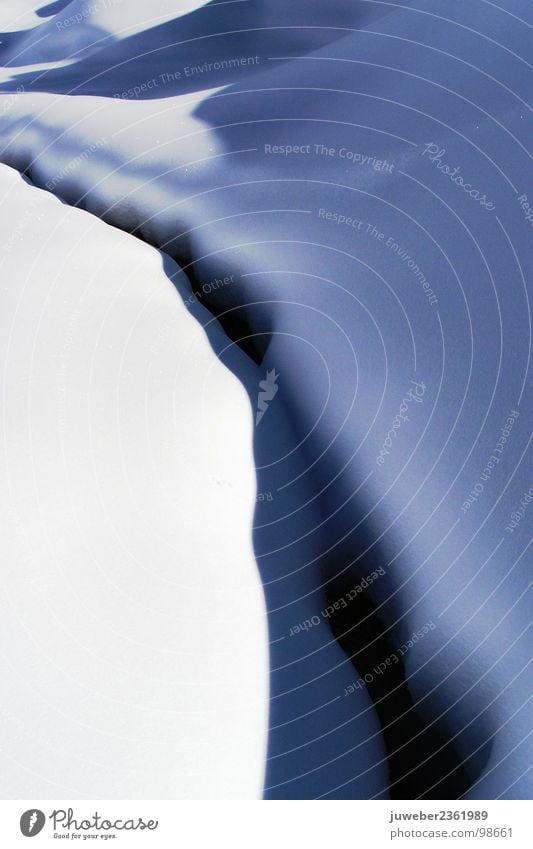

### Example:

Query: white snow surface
xmin=0 ymin=162 xmax=268 ymax=798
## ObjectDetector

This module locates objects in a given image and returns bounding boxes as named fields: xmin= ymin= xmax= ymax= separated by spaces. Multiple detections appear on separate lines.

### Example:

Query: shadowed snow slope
xmin=0 ymin=0 xmax=531 ymax=799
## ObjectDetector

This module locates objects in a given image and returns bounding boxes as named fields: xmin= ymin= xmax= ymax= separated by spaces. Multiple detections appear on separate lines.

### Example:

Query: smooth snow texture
xmin=0 ymin=163 xmax=268 ymax=798
xmin=0 ymin=0 xmax=531 ymax=799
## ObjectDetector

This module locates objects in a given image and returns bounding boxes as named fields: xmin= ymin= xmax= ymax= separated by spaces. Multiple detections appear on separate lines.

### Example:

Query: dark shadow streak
xmin=36 ymin=0 xmax=73 ymax=17
xmin=160 ymin=251 xmax=493 ymax=799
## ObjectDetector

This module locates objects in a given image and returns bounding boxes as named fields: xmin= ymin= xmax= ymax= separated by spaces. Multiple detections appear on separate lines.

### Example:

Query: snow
xmin=0 ymin=0 xmax=531 ymax=800
xmin=0 ymin=163 xmax=268 ymax=798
